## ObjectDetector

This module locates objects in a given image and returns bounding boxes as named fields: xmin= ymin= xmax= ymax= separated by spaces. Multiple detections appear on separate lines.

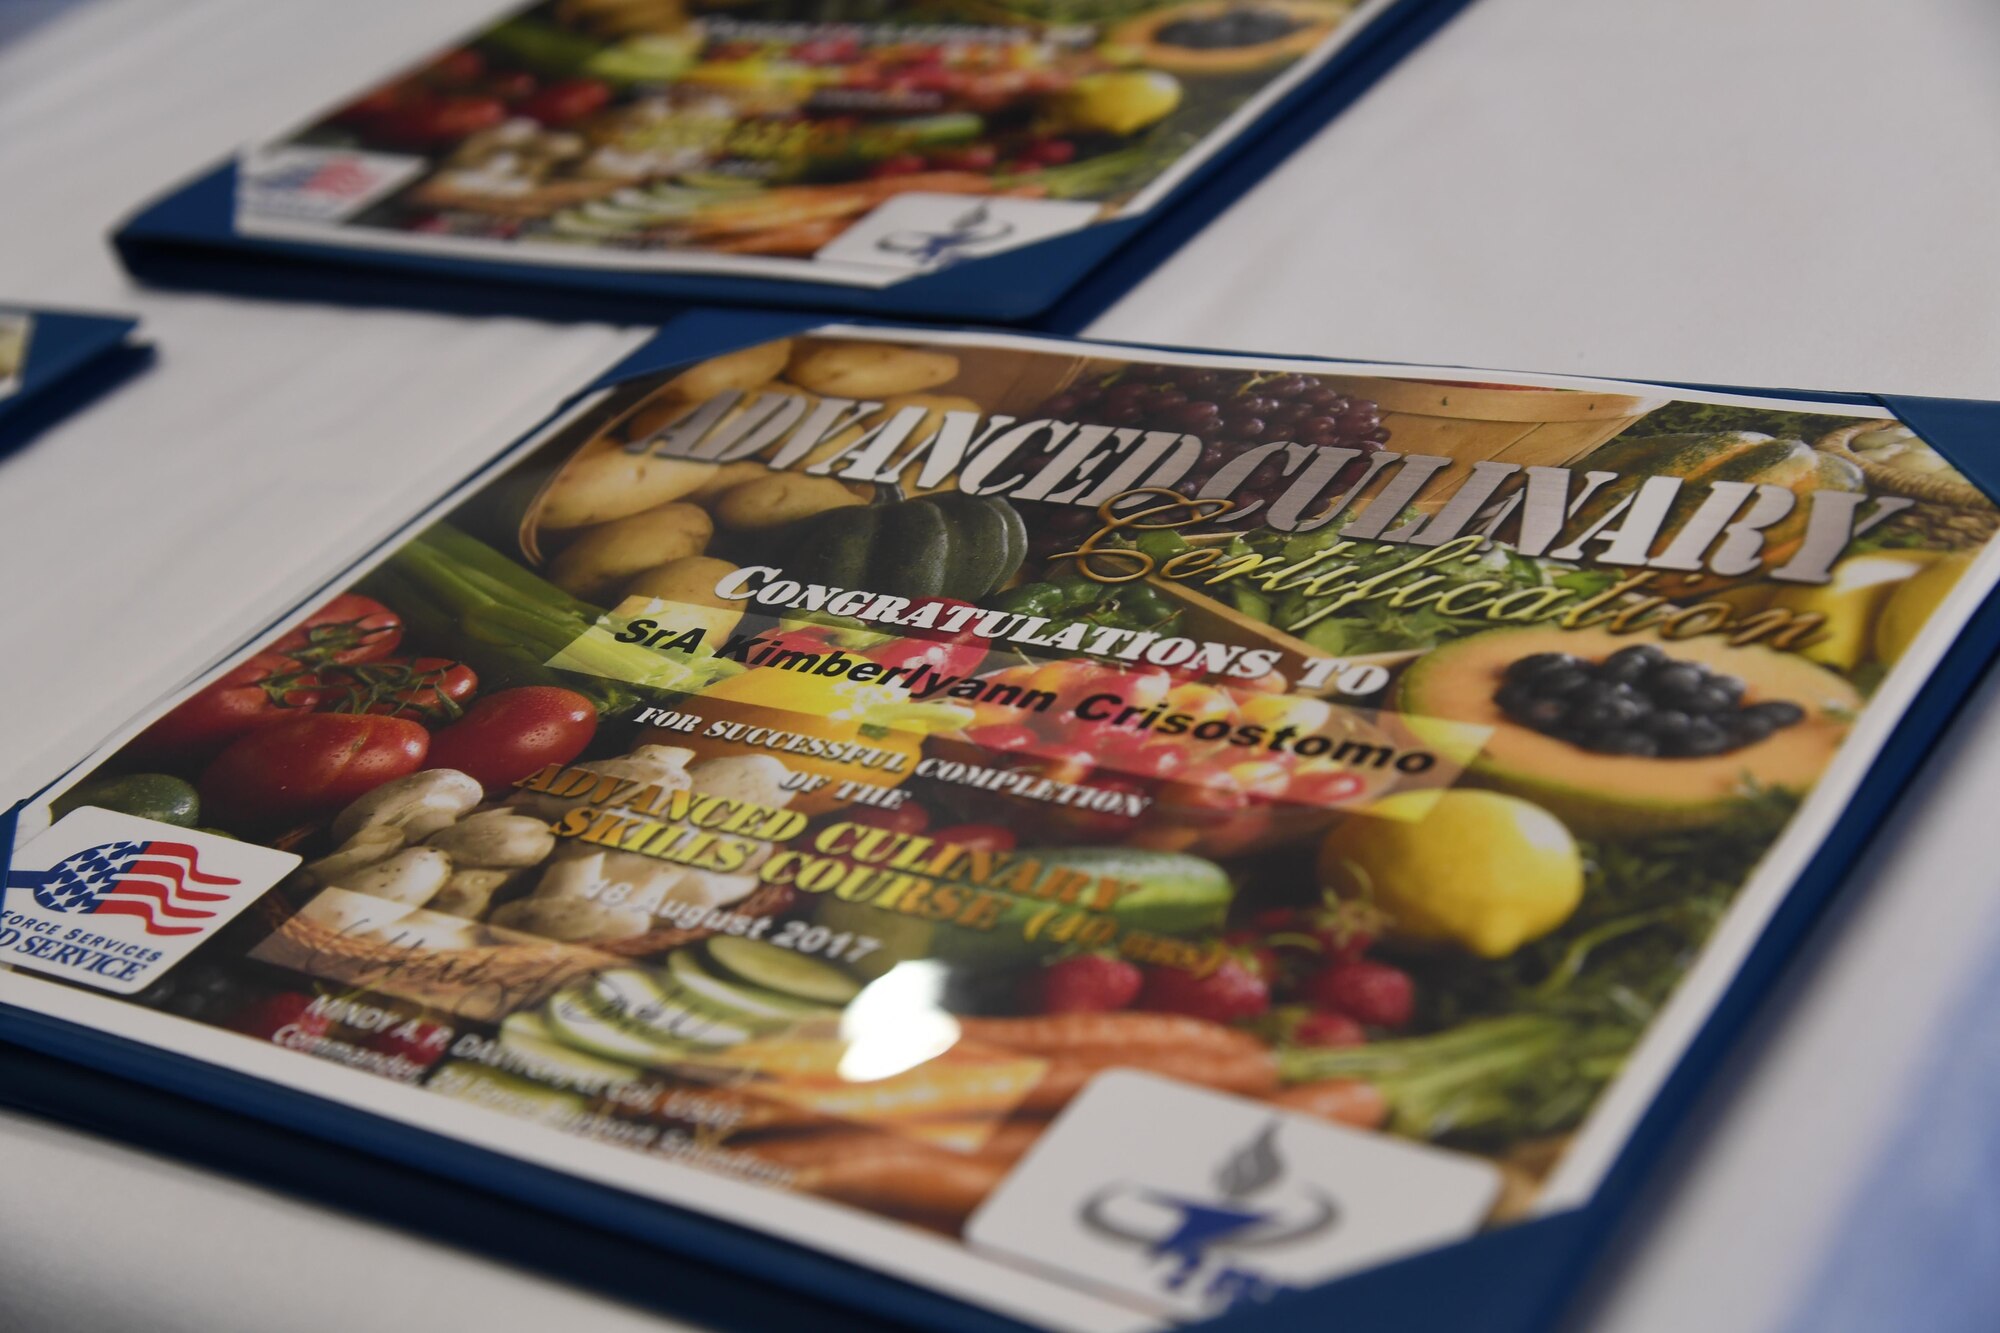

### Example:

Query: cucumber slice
xmin=592 ymin=968 xmax=763 ymax=1048
xmin=666 ymin=948 xmax=830 ymax=1023
xmin=544 ymin=983 xmax=682 ymax=1067
xmin=704 ymin=937 xmax=862 ymax=1005
xmin=500 ymin=1011 xmax=644 ymax=1085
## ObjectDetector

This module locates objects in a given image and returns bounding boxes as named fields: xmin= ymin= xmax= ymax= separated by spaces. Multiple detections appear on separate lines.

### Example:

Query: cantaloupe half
xmin=1399 ymin=626 xmax=1860 ymax=836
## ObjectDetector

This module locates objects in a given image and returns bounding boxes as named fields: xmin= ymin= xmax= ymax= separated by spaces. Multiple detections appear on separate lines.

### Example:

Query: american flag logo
xmin=6 ymin=840 xmax=241 ymax=936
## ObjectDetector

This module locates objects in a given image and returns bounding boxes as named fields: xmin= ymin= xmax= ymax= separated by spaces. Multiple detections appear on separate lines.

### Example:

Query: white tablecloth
xmin=4 ymin=1 xmax=1999 ymax=1330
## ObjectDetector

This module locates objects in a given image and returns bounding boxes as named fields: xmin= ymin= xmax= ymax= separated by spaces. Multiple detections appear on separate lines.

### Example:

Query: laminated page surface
xmin=228 ymin=0 xmax=1403 ymax=292
xmin=6 ymin=323 xmax=1999 ymax=1331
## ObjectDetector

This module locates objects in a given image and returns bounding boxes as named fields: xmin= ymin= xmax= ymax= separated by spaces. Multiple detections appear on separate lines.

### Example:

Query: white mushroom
xmin=509 ymin=744 xmax=694 ymax=822
xmin=366 ymin=913 xmax=485 ymax=952
xmin=425 ymin=810 xmax=557 ymax=868
xmin=428 ymin=868 xmax=519 ymax=920
xmin=303 ymin=824 xmax=407 ymax=887
xmin=331 ymin=770 xmax=484 ymax=844
xmin=490 ymin=895 xmax=652 ymax=943
xmin=293 ymin=887 xmax=415 ymax=936
xmin=339 ymin=847 xmax=454 ymax=907
xmin=663 ymin=869 xmax=760 ymax=909
xmin=687 ymin=754 xmax=794 ymax=809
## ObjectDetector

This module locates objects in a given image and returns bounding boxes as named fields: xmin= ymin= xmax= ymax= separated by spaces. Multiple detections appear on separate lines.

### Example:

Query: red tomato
xmin=422 ymin=49 xmax=486 ymax=86
xmin=929 ymin=145 xmax=998 ymax=172
xmin=869 ymin=154 xmax=928 ymax=178
xmin=963 ymin=722 xmax=1039 ymax=754
xmin=335 ymin=84 xmax=414 ymax=126
xmin=373 ymin=95 xmax=507 ymax=148
xmin=201 ymin=713 xmax=429 ymax=828
xmin=272 ymin=594 xmax=403 ymax=667
xmin=848 ymin=801 xmax=931 ymax=835
xmin=519 ymin=79 xmax=611 ymax=126
xmin=868 ymin=635 xmax=986 ymax=681
xmin=1122 ymin=742 xmax=1191 ymax=783
xmin=340 ymin=657 xmax=479 ymax=723
xmin=928 ymin=823 xmax=1016 ymax=852
xmin=1284 ymin=769 xmax=1367 ymax=809
xmin=131 ymin=652 xmax=326 ymax=761
xmin=1022 ymin=745 xmax=1093 ymax=785
xmin=1022 ymin=138 xmax=1076 ymax=166
xmin=1049 ymin=776 xmax=1147 ymax=840
xmin=483 ymin=71 xmax=541 ymax=103
xmin=424 ymin=686 xmax=597 ymax=791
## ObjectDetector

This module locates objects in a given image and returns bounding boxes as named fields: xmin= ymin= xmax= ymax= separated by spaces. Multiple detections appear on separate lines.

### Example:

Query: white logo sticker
xmin=238 ymin=146 xmax=427 ymax=223
xmin=2 ymin=808 xmax=298 ymax=994
xmin=967 ymin=1070 xmax=1502 ymax=1318
xmin=815 ymin=193 xmax=1101 ymax=272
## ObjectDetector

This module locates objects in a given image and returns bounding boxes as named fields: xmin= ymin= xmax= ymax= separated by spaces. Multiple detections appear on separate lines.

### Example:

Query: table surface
xmin=4 ymin=1 xmax=2000 ymax=1331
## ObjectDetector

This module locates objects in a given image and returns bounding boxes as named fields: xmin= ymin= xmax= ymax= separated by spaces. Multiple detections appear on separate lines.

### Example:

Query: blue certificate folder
xmin=8 ymin=311 xmax=2000 ymax=1333
xmin=0 ymin=306 xmax=148 ymax=455
xmin=111 ymin=0 xmax=1473 ymax=329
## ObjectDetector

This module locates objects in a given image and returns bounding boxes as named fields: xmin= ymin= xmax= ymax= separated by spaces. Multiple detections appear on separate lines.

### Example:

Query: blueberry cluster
xmin=1497 ymin=645 xmax=1806 ymax=758
xmin=1156 ymin=9 xmax=1305 ymax=48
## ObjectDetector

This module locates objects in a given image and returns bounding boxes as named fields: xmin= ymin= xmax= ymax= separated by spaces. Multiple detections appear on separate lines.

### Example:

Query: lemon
xmin=1874 ymin=553 xmax=1974 ymax=666
xmin=1054 ymin=71 xmax=1183 ymax=137
xmin=1316 ymin=790 xmax=1583 ymax=959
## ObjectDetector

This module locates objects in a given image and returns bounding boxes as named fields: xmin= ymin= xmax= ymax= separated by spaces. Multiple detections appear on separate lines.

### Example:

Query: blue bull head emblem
xmin=1079 ymin=1121 xmax=1337 ymax=1307
xmin=876 ymin=203 xmax=1016 ymax=266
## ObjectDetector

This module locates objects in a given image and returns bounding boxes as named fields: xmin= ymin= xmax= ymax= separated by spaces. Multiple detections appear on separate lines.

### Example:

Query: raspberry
xmin=1302 ymin=960 xmax=1414 ymax=1030
xmin=1029 ymin=955 xmax=1142 ymax=1014
xmin=1137 ymin=958 xmax=1270 ymax=1023
xmin=1294 ymin=1011 xmax=1366 ymax=1048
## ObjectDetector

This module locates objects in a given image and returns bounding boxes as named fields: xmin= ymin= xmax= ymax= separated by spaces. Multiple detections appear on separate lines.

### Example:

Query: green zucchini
xmin=704 ymin=937 xmax=861 ymax=1005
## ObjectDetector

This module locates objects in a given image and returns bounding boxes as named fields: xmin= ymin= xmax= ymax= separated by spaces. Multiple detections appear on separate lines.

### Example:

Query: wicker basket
xmin=1327 ymin=376 xmax=1671 ymax=511
xmin=249 ymin=877 xmax=797 ymax=1019
xmin=1817 ymin=422 xmax=1998 ymax=549
xmin=1817 ymin=421 xmax=1991 ymax=507
xmin=250 ymin=900 xmax=622 ymax=1022
xmin=593 ymin=881 xmax=796 ymax=958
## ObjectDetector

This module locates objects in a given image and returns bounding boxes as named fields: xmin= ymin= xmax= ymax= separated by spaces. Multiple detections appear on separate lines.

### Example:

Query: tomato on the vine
xmin=424 ymin=686 xmax=597 ymax=791
xmin=201 ymin=713 xmax=429 ymax=829
xmin=335 ymin=657 xmax=478 ymax=724
xmin=272 ymin=594 xmax=403 ymax=667
xmin=129 ymin=652 xmax=326 ymax=761
xmin=928 ymin=823 xmax=1016 ymax=853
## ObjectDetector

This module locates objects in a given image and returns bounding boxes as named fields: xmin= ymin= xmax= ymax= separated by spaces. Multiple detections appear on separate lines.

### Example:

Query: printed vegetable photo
xmin=0 ymin=311 xmax=28 ymax=398
xmin=26 ymin=328 xmax=1999 ymax=1322
xmin=237 ymin=0 xmax=1375 ymax=272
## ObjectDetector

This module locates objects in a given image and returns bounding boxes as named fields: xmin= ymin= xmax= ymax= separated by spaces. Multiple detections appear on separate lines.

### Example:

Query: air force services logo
xmin=967 ymin=1071 xmax=1502 ymax=1318
xmin=2 ymin=807 xmax=297 ymax=994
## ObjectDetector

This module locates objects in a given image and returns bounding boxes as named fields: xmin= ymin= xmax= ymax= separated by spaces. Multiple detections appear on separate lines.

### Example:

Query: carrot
xmin=745 ymin=1133 xmax=1011 ymax=1226
xmin=958 ymin=1012 xmax=1265 ymax=1059
xmin=1018 ymin=1048 xmax=1279 ymax=1115
xmin=750 ymin=1055 xmax=1046 ymax=1123
xmin=1268 ymin=1079 xmax=1389 ymax=1129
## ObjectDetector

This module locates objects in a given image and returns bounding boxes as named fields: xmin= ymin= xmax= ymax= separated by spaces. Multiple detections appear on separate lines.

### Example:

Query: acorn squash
xmin=1569 ymin=431 xmax=1863 ymax=594
xmin=777 ymin=493 xmax=1027 ymax=601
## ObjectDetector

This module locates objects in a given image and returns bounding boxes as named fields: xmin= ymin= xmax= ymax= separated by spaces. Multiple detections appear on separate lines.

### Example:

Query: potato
xmin=623 ymin=555 xmax=745 ymax=639
xmin=629 ymin=381 xmax=811 ymax=451
xmin=622 ymin=390 xmax=696 ymax=443
xmin=806 ymin=392 xmax=981 ymax=484
xmin=785 ymin=342 xmax=960 ymax=398
xmin=550 ymin=502 xmax=713 ymax=601
xmin=688 ymin=459 xmax=777 ymax=501
xmin=540 ymin=448 xmax=720 ymax=529
xmin=661 ymin=338 xmax=792 ymax=403
xmin=623 ymin=554 xmax=740 ymax=607
xmin=713 ymin=473 xmax=866 ymax=531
